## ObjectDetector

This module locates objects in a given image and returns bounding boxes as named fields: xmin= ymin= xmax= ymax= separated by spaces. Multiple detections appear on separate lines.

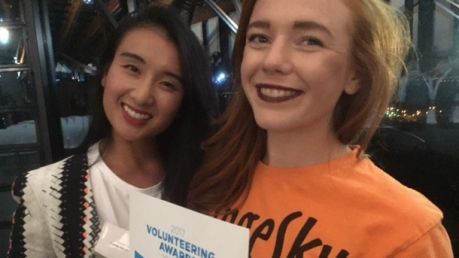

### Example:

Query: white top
xmin=88 ymin=142 xmax=163 ymax=229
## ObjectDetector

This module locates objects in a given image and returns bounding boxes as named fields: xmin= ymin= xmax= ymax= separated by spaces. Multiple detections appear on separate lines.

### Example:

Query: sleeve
xmin=7 ymin=172 xmax=56 ymax=258
xmin=393 ymin=223 xmax=454 ymax=258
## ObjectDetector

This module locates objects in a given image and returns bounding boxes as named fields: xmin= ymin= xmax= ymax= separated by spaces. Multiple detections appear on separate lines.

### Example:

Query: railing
xmin=435 ymin=0 xmax=459 ymax=20
xmin=203 ymin=0 xmax=238 ymax=33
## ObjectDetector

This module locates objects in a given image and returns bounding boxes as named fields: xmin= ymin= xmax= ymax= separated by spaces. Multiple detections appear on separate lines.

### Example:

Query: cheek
xmin=171 ymin=96 xmax=183 ymax=113
xmin=240 ymin=49 xmax=258 ymax=79
xmin=240 ymin=61 xmax=249 ymax=84
xmin=102 ymin=86 xmax=111 ymax=106
xmin=240 ymin=58 xmax=256 ymax=94
xmin=101 ymin=73 xmax=118 ymax=95
xmin=101 ymin=80 xmax=118 ymax=105
xmin=101 ymin=91 xmax=114 ymax=124
xmin=162 ymin=94 xmax=183 ymax=116
xmin=307 ymin=56 xmax=351 ymax=86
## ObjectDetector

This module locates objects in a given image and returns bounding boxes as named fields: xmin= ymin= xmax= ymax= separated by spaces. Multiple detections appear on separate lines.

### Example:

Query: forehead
xmin=114 ymin=27 xmax=182 ymax=71
xmin=249 ymin=0 xmax=353 ymax=34
xmin=117 ymin=27 xmax=174 ymax=51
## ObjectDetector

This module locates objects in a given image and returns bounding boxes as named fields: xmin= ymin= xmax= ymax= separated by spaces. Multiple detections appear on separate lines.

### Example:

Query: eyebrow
xmin=247 ymin=20 xmax=270 ymax=30
xmin=120 ymin=52 xmax=145 ymax=64
xmin=247 ymin=20 xmax=332 ymax=37
xmin=164 ymin=71 xmax=182 ymax=82
xmin=293 ymin=21 xmax=332 ymax=37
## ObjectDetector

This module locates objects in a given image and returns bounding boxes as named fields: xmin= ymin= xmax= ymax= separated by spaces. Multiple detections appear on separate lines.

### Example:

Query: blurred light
xmin=84 ymin=63 xmax=97 ymax=75
xmin=213 ymin=71 xmax=228 ymax=86
xmin=0 ymin=27 xmax=9 ymax=45
xmin=83 ymin=0 xmax=94 ymax=4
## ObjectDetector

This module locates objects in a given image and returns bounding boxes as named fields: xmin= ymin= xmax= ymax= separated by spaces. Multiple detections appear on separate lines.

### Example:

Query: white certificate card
xmin=130 ymin=191 xmax=249 ymax=258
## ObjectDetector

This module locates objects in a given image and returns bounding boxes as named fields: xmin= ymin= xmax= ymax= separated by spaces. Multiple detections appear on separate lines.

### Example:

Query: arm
xmin=7 ymin=172 xmax=55 ymax=258
xmin=393 ymin=223 xmax=454 ymax=258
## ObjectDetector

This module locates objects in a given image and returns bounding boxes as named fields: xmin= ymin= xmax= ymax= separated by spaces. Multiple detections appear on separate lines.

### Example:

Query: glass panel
xmin=435 ymin=75 xmax=459 ymax=127
xmin=370 ymin=1 xmax=459 ymax=254
xmin=0 ymin=191 xmax=15 ymax=256
xmin=55 ymin=69 xmax=93 ymax=151
xmin=0 ymin=229 xmax=11 ymax=258
xmin=0 ymin=151 xmax=40 ymax=186
xmin=0 ymin=111 xmax=37 ymax=144
xmin=0 ymin=0 xmax=22 ymax=23
xmin=0 ymin=151 xmax=40 ymax=254
xmin=61 ymin=115 xmax=90 ymax=149
xmin=0 ymin=71 xmax=34 ymax=108
xmin=0 ymin=191 xmax=16 ymax=221
xmin=0 ymin=27 xmax=26 ymax=65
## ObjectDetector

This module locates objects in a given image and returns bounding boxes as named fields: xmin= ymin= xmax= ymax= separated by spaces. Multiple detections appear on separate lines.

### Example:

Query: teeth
xmin=123 ymin=105 xmax=151 ymax=120
xmin=260 ymin=88 xmax=296 ymax=98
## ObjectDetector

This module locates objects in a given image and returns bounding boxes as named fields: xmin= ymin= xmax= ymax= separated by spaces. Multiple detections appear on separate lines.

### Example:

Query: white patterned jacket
xmin=7 ymin=153 xmax=101 ymax=258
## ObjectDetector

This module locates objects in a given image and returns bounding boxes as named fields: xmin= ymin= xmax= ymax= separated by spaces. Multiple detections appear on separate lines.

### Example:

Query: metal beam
xmin=95 ymin=0 xmax=118 ymax=30
xmin=405 ymin=0 xmax=415 ymax=37
xmin=231 ymin=0 xmax=241 ymax=15
xmin=418 ymin=0 xmax=435 ymax=72
xmin=203 ymin=0 xmax=237 ymax=33
xmin=58 ymin=0 xmax=83 ymax=52
xmin=435 ymin=0 xmax=459 ymax=20
xmin=24 ymin=0 xmax=63 ymax=162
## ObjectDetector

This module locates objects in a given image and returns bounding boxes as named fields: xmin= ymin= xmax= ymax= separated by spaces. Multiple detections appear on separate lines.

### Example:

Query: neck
xmin=264 ymin=124 xmax=350 ymax=168
xmin=100 ymin=136 xmax=164 ymax=188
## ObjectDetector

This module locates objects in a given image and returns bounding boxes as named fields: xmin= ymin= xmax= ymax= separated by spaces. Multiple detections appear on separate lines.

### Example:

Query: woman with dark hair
xmin=8 ymin=5 xmax=217 ymax=258
xmin=188 ymin=0 xmax=453 ymax=256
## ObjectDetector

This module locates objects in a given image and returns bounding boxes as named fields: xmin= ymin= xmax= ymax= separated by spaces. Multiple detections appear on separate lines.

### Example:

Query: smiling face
xmin=101 ymin=27 xmax=184 ymax=143
xmin=241 ymin=0 xmax=360 ymax=137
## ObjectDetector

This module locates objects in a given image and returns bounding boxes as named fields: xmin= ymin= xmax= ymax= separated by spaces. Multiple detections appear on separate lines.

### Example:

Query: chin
xmin=254 ymin=116 xmax=296 ymax=133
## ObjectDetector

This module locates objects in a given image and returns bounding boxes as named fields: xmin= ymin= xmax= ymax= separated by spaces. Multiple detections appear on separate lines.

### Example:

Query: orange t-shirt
xmin=220 ymin=151 xmax=453 ymax=257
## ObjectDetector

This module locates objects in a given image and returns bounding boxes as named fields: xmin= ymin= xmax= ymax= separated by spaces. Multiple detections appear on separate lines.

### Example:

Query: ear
xmin=344 ymin=72 xmax=360 ymax=95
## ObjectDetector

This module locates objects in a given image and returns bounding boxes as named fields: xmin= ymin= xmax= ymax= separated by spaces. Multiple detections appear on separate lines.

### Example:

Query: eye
xmin=160 ymin=81 xmax=182 ymax=92
xmin=246 ymin=33 xmax=270 ymax=46
xmin=299 ymin=37 xmax=324 ymax=47
xmin=122 ymin=64 xmax=140 ymax=74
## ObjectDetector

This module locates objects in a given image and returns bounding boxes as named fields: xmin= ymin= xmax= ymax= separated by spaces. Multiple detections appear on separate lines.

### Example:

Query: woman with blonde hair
xmin=188 ymin=0 xmax=453 ymax=256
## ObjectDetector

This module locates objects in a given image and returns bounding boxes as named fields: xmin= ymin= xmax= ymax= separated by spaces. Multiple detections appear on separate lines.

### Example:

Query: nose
xmin=262 ymin=39 xmax=293 ymax=74
xmin=130 ymin=79 xmax=154 ymax=105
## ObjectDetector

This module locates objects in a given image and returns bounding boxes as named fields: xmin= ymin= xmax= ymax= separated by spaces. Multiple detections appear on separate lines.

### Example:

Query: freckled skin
xmin=241 ymin=0 xmax=360 ymax=136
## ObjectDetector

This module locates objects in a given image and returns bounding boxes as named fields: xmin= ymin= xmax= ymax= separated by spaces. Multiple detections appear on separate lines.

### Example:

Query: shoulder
xmin=353 ymin=157 xmax=442 ymax=219
xmin=12 ymin=153 xmax=88 ymax=200
xmin=12 ymin=157 xmax=66 ymax=196
xmin=392 ymin=223 xmax=454 ymax=257
xmin=350 ymin=158 xmax=445 ymax=251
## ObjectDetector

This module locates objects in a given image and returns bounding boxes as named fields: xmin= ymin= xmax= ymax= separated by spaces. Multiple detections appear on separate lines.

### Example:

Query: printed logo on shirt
xmin=220 ymin=210 xmax=350 ymax=258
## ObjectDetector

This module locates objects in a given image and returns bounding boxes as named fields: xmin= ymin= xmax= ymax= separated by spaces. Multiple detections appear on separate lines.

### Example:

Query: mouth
xmin=122 ymin=103 xmax=152 ymax=124
xmin=255 ymin=84 xmax=303 ymax=103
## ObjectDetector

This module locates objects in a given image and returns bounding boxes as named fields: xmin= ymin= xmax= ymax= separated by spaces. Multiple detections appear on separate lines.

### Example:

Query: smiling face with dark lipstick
xmin=241 ymin=0 xmax=360 ymax=135
xmin=101 ymin=27 xmax=183 ymax=143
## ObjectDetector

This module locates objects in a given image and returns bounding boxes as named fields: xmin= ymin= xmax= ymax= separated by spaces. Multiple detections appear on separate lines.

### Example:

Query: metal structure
xmin=203 ymin=0 xmax=238 ymax=33
xmin=0 ymin=0 xmax=62 ymax=254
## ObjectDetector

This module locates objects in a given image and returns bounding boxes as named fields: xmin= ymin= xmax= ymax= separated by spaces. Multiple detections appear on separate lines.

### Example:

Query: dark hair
xmin=188 ymin=0 xmax=410 ymax=213
xmin=82 ymin=5 xmax=218 ymax=206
